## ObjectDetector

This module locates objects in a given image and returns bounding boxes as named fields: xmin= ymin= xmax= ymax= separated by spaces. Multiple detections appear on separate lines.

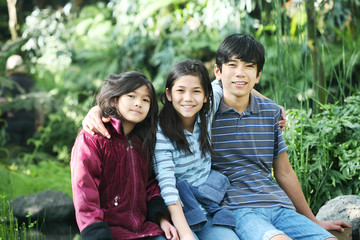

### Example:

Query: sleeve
xmin=209 ymin=80 xmax=223 ymax=125
xmin=273 ymin=106 xmax=288 ymax=159
xmin=70 ymin=132 xmax=104 ymax=232
xmin=153 ymin=126 xmax=179 ymax=206
xmin=80 ymin=222 xmax=113 ymax=240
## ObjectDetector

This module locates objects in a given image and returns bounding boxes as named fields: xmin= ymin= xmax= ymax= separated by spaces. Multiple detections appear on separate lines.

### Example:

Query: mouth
xmin=181 ymin=104 xmax=195 ymax=110
xmin=232 ymin=81 xmax=247 ymax=87
xmin=130 ymin=110 xmax=142 ymax=114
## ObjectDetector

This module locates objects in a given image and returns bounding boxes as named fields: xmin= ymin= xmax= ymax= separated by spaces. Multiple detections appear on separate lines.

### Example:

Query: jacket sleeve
xmin=146 ymin=175 xmax=171 ymax=224
xmin=81 ymin=222 xmax=113 ymax=240
xmin=71 ymin=131 xmax=105 ymax=232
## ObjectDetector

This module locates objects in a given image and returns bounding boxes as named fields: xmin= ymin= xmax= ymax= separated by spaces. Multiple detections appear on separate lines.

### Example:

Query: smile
xmin=232 ymin=81 xmax=247 ymax=86
xmin=130 ymin=110 xmax=142 ymax=114
xmin=181 ymin=105 xmax=195 ymax=109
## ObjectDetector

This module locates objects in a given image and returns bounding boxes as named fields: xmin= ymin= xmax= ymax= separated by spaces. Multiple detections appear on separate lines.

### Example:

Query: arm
xmin=153 ymin=130 xmax=196 ymax=240
xmin=273 ymin=151 xmax=351 ymax=232
xmin=211 ymin=80 xmax=223 ymax=113
xmin=82 ymin=106 xmax=111 ymax=138
xmin=159 ymin=216 xmax=179 ymax=240
xmin=70 ymin=132 xmax=113 ymax=237
xmin=146 ymin=181 xmax=179 ymax=240
xmin=168 ymin=200 xmax=196 ymax=240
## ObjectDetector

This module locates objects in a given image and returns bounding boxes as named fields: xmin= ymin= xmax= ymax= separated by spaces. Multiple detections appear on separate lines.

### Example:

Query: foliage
xmin=0 ymin=194 xmax=43 ymax=239
xmin=284 ymin=93 xmax=360 ymax=213
xmin=0 ymin=158 xmax=72 ymax=201
xmin=0 ymin=0 xmax=359 ymax=217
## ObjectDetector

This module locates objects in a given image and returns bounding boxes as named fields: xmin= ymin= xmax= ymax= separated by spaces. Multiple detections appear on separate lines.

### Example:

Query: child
xmin=211 ymin=33 xmax=350 ymax=240
xmin=71 ymin=72 xmax=178 ymax=240
xmin=154 ymin=60 xmax=238 ymax=240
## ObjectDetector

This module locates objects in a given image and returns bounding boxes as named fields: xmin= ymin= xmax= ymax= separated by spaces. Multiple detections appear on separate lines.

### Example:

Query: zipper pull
xmin=114 ymin=196 xmax=118 ymax=206
xmin=128 ymin=139 xmax=133 ymax=149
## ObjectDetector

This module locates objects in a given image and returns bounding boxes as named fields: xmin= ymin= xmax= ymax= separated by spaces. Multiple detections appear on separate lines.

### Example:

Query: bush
xmin=284 ymin=93 xmax=360 ymax=213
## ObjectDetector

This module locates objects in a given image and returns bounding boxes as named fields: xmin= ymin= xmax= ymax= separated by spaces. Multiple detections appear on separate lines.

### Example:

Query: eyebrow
xmin=228 ymin=58 xmax=256 ymax=64
xmin=175 ymin=85 xmax=202 ymax=89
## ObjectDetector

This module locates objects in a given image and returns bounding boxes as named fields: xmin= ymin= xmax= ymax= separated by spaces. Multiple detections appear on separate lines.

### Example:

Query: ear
xmin=203 ymin=96 xmax=208 ymax=103
xmin=255 ymin=71 xmax=262 ymax=84
xmin=165 ymin=88 xmax=172 ymax=101
xmin=214 ymin=64 xmax=222 ymax=81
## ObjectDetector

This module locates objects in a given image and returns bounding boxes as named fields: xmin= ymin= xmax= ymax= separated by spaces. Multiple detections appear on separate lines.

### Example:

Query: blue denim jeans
xmin=231 ymin=207 xmax=335 ymax=240
xmin=176 ymin=170 xmax=235 ymax=229
xmin=143 ymin=236 xmax=167 ymax=240
xmin=193 ymin=215 xmax=239 ymax=240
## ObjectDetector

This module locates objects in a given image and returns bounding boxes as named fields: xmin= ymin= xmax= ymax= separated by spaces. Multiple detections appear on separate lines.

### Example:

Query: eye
xmin=143 ymin=98 xmax=150 ymax=103
xmin=176 ymin=89 xmax=184 ymax=93
xmin=128 ymin=94 xmax=135 ymax=98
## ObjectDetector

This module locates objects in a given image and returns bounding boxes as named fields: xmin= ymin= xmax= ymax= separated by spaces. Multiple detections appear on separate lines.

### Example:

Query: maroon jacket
xmin=71 ymin=117 xmax=168 ymax=239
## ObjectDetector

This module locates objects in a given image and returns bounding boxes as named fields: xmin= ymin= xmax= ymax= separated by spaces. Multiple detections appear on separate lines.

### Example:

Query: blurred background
xmin=0 ymin=0 xmax=359 ymax=233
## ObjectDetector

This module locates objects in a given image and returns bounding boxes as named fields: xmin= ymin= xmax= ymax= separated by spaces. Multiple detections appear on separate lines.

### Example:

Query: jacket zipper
xmin=127 ymin=139 xmax=140 ymax=233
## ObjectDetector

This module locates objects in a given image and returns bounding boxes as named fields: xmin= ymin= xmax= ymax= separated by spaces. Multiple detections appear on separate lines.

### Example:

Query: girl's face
xmin=116 ymin=84 xmax=151 ymax=134
xmin=166 ymin=74 xmax=207 ymax=130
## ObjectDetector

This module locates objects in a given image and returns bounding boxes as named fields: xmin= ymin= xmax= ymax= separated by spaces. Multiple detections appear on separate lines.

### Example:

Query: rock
xmin=316 ymin=195 xmax=360 ymax=240
xmin=11 ymin=190 xmax=79 ymax=239
xmin=12 ymin=190 xmax=75 ymax=222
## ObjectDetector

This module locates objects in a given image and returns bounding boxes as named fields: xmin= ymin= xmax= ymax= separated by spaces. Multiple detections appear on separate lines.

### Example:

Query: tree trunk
xmin=7 ymin=0 xmax=18 ymax=41
xmin=306 ymin=0 xmax=326 ymax=111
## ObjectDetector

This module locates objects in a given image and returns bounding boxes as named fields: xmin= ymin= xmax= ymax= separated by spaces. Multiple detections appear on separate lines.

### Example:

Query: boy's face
xmin=215 ymin=55 xmax=261 ymax=101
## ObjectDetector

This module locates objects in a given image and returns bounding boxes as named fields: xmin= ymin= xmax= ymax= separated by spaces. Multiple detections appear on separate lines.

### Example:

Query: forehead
xmin=133 ymin=84 xmax=150 ymax=96
xmin=173 ymin=74 xmax=202 ymax=88
xmin=228 ymin=55 xmax=256 ymax=64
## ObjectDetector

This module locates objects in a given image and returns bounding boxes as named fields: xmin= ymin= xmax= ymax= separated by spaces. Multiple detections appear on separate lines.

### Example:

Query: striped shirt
xmin=211 ymin=93 xmax=295 ymax=210
xmin=153 ymin=82 xmax=223 ymax=206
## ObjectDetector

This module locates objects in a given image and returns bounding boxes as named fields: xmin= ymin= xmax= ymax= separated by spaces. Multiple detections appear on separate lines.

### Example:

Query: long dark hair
xmin=158 ymin=59 xmax=213 ymax=156
xmin=96 ymin=72 xmax=158 ymax=161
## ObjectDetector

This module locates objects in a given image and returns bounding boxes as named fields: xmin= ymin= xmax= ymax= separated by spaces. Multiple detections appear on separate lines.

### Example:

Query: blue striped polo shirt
xmin=211 ymin=93 xmax=295 ymax=210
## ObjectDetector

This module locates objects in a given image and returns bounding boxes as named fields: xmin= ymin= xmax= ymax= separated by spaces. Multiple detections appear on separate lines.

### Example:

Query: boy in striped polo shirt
xmin=211 ymin=34 xmax=349 ymax=240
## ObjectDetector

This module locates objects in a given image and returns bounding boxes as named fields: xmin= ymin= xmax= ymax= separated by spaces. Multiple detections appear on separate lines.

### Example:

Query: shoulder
xmin=155 ymin=122 xmax=176 ymax=150
xmin=75 ymin=129 xmax=110 ymax=149
xmin=254 ymin=96 xmax=281 ymax=111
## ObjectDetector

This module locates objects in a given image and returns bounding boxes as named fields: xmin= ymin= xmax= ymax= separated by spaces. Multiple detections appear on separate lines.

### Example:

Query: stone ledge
xmin=329 ymin=228 xmax=352 ymax=240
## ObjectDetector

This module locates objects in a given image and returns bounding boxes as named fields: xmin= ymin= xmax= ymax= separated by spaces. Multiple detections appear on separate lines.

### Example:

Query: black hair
xmin=96 ymin=72 xmax=158 ymax=162
xmin=215 ymin=34 xmax=265 ymax=76
xmin=158 ymin=59 xmax=213 ymax=156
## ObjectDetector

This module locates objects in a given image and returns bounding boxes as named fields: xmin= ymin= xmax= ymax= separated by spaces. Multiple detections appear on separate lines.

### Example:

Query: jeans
xmin=144 ymin=236 xmax=167 ymax=240
xmin=231 ymin=207 xmax=335 ymax=240
xmin=193 ymin=215 xmax=239 ymax=240
xmin=176 ymin=170 xmax=235 ymax=229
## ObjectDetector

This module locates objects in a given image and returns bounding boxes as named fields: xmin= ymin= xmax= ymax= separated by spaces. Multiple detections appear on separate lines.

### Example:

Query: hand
xmin=278 ymin=106 xmax=287 ymax=132
xmin=180 ymin=233 xmax=197 ymax=240
xmin=317 ymin=220 xmax=351 ymax=232
xmin=159 ymin=218 xmax=179 ymax=240
xmin=82 ymin=106 xmax=111 ymax=138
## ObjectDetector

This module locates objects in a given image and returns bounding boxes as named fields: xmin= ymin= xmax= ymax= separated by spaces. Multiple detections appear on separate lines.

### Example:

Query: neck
xmin=182 ymin=117 xmax=195 ymax=133
xmin=121 ymin=121 xmax=135 ymax=136
xmin=223 ymin=92 xmax=250 ymax=114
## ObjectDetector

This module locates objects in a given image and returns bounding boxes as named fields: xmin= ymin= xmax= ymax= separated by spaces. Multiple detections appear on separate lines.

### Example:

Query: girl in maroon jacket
xmin=71 ymin=72 xmax=178 ymax=240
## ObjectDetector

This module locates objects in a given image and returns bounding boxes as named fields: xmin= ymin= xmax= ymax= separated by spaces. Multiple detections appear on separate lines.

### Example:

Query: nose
xmin=134 ymin=97 xmax=142 ymax=107
xmin=183 ymin=91 xmax=193 ymax=101
xmin=235 ymin=66 xmax=245 ymax=77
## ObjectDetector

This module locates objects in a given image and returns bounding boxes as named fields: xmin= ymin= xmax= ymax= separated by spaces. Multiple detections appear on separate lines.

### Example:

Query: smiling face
xmin=215 ymin=55 xmax=261 ymax=104
xmin=116 ymin=84 xmax=151 ymax=134
xmin=166 ymin=74 xmax=207 ymax=131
